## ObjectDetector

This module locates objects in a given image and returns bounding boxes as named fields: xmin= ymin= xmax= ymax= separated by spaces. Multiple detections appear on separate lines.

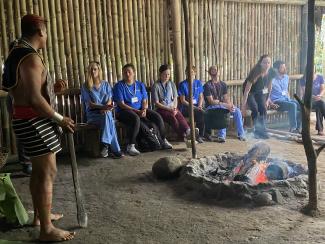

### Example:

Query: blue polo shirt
xmin=270 ymin=74 xmax=290 ymax=102
xmin=178 ymin=79 xmax=203 ymax=111
xmin=113 ymin=80 xmax=148 ymax=112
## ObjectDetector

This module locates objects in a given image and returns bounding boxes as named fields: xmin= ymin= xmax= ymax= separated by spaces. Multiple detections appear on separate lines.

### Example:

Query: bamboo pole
xmin=107 ymin=0 xmax=117 ymax=83
xmin=146 ymin=0 xmax=153 ymax=82
xmin=142 ymin=0 xmax=150 ymax=85
xmin=112 ymin=0 xmax=122 ymax=80
xmin=132 ymin=0 xmax=141 ymax=80
xmin=33 ymin=0 xmax=39 ymax=15
xmin=153 ymin=0 xmax=159 ymax=81
xmin=49 ymin=0 xmax=61 ymax=79
xmin=74 ymin=0 xmax=85 ymax=85
xmin=194 ymin=0 xmax=199 ymax=76
xmin=182 ymin=0 xmax=197 ymax=159
xmin=170 ymin=0 xmax=183 ymax=85
xmin=61 ymin=0 xmax=73 ymax=87
xmin=96 ymin=0 xmax=106 ymax=81
xmin=85 ymin=0 xmax=93 ymax=61
xmin=117 ymin=0 xmax=126 ymax=65
xmin=102 ymin=0 xmax=112 ymax=84
xmin=6 ymin=0 xmax=15 ymax=42
xmin=14 ymin=0 xmax=21 ymax=37
xmin=198 ymin=0 xmax=204 ymax=81
xmin=138 ymin=0 xmax=146 ymax=82
xmin=128 ymin=0 xmax=136 ymax=67
xmin=55 ymin=0 xmax=67 ymax=81
xmin=26 ymin=0 xmax=33 ymax=13
xmin=20 ymin=0 xmax=27 ymax=16
xmin=79 ymin=0 xmax=89 ymax=77
xmin=156 ymin=0 xmax=162 ymax=69
xmin=89 ymin=0 xmax=99 ymax=61
xmin=43 ymin=0 xmax=55 ymax=79
xmin=0 ymin=0 xmax=8 ymax=57
xmin=123 ymin=0 xmax=131 ymax=63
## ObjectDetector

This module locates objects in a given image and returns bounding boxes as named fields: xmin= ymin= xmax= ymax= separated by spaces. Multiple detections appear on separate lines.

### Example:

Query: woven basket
xmin=0 ymin=147 xmax=9 ymax=170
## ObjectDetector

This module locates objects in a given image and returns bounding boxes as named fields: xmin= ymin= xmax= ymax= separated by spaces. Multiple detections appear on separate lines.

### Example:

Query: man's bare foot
xmin=32 ymin=213 xmax=64 ymax=226
xmin=39 ymin=227 xmax=76 ymax=242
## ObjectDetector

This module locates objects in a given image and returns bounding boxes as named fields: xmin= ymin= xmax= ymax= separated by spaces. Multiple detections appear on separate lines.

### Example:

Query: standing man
xmin=2 ymin=15 xmax=75 ymax=242
xmin=270 ymin=60 xmax=301 ymax=133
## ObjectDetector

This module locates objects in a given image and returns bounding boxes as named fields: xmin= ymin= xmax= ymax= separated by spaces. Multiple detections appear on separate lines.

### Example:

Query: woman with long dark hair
xmin=241 ymin=54 xmax=277 ymax=138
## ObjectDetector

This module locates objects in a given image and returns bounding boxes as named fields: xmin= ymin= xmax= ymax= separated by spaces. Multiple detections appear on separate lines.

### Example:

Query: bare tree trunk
xmin=182 ymin=0 xmax=196 ymax=159
xmin=294 ymin=0 xmax=324 ymax=216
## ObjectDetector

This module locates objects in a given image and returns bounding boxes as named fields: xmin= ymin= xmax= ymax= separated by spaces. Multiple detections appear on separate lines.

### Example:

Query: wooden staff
xmin=182 ymin=0 xmax=196 ymax=159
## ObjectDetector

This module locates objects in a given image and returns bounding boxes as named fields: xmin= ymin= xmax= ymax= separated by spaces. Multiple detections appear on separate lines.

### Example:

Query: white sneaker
xmin=126 ymin=144 xmax=140 ymax=156
xmin=162 ymin=138 xmax=173 ymax=149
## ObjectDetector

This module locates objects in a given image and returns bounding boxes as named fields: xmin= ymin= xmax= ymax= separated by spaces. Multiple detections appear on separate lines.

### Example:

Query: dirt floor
xmin=1 ymin=122 xmax=325 ymax=244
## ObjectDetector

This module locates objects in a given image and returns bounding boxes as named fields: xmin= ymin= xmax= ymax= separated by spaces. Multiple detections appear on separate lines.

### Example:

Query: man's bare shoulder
xmin=19 ymin=53 xmax=44 ymax=73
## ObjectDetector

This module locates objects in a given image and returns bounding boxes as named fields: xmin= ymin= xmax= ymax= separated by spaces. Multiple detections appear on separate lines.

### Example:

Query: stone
xmin=270 ymin=189 xmax=284 ymax=204
xmin=152 ymin=156 xmax=183 ymax=180
xmin=252 ymin=192 xmax=274 ymax=206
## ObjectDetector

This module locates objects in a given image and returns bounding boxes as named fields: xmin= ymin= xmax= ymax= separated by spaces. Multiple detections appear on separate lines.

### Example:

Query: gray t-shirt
xmin=151 ymin=80 xmax=178 ymax=108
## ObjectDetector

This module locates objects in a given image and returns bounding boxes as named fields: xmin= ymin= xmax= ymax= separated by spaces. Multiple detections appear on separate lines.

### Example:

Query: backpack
xmin=137 ymin=118 xmax=162 ymax=152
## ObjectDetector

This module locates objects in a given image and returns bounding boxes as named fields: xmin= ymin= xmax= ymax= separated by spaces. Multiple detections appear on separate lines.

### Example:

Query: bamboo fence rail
xmin=0 ymin=0 xmax=318 ymax=155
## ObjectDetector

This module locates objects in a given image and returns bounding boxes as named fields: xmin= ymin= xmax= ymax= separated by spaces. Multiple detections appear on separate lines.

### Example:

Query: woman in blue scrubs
xmin=113 ymin=63 xmax=172 ymax=156
xmin=81 ymin=61 xmax=123 ymax=158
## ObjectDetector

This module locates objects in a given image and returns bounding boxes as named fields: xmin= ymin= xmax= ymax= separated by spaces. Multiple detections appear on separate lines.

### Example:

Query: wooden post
xmin=182 ymin=0 xmax=197 ymax=159
xmin=294 ymin=0 xmax=323 ymax=216
xmin=301 ymin=3 xmax=308 ymax=73
xmin=170 ymin=0 xmax=183 ymax=85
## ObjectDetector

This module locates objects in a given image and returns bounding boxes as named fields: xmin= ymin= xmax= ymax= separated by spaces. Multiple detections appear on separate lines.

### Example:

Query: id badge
xmin=192 ymin=99 xmax=197 ymax=104
xmin=282 ymin=91 xmax=287 ymax=96
xmin=131 ymin=97 xmax=138 ymax=103
xmin=262 ymin=88 xmax=268 ymax=94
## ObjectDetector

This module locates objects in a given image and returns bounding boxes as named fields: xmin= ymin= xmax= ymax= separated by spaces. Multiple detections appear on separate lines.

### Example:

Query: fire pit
xmin=180 ymin=142 xmax=308 ymax=206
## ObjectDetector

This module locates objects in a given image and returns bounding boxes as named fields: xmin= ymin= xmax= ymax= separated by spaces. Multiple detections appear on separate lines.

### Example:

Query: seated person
xmin=81 ymin=61 xmax=123 ymax=158
xmin=300 ymin=69 xmax=325 ymax=136
xmin=270 ymin=60 xmax=301 ymax=133
xmin=178 ymin=66 xmax=205 ymax=143
xmin=113 ymin=63 xmax=172 ymax=155
xmin=152 ymin=64 xmax=199 ymax=143
xmin=204 ymin=65 xmax=246 ymax=142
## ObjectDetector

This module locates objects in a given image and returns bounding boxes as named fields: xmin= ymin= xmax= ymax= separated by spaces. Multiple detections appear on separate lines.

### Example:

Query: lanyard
xmin=160 ymin=81 xmax=173 ymax=101
xmin=123 ymin=81 xmax=137 ymax=97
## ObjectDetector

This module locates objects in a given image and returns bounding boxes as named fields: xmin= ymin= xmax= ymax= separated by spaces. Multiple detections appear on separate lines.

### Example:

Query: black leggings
xmin=313 ymin=100 xmax=325 ymax=132
xmin=247 ymin=93 xmax=267 ymax=121
xmin=117 ymin=109 xmax=166 ymax=144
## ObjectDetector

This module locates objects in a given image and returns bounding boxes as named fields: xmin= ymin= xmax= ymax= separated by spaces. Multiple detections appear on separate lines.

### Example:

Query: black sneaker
xmin=108 ymin=151 xmax=124 ymax=159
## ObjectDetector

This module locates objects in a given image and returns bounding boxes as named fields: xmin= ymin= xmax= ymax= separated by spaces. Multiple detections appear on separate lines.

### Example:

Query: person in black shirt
xmin=241 ymin=54 xmax=277 ymax=139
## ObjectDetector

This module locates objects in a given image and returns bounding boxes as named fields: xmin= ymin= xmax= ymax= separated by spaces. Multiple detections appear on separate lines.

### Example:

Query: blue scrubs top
xmin=81 ymin=81 xmax=121 ymax=152
xmin=178 ymin=79 xmax=203 ymax=112
xmin=113 ymin=80 xmax=148 ymax=112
